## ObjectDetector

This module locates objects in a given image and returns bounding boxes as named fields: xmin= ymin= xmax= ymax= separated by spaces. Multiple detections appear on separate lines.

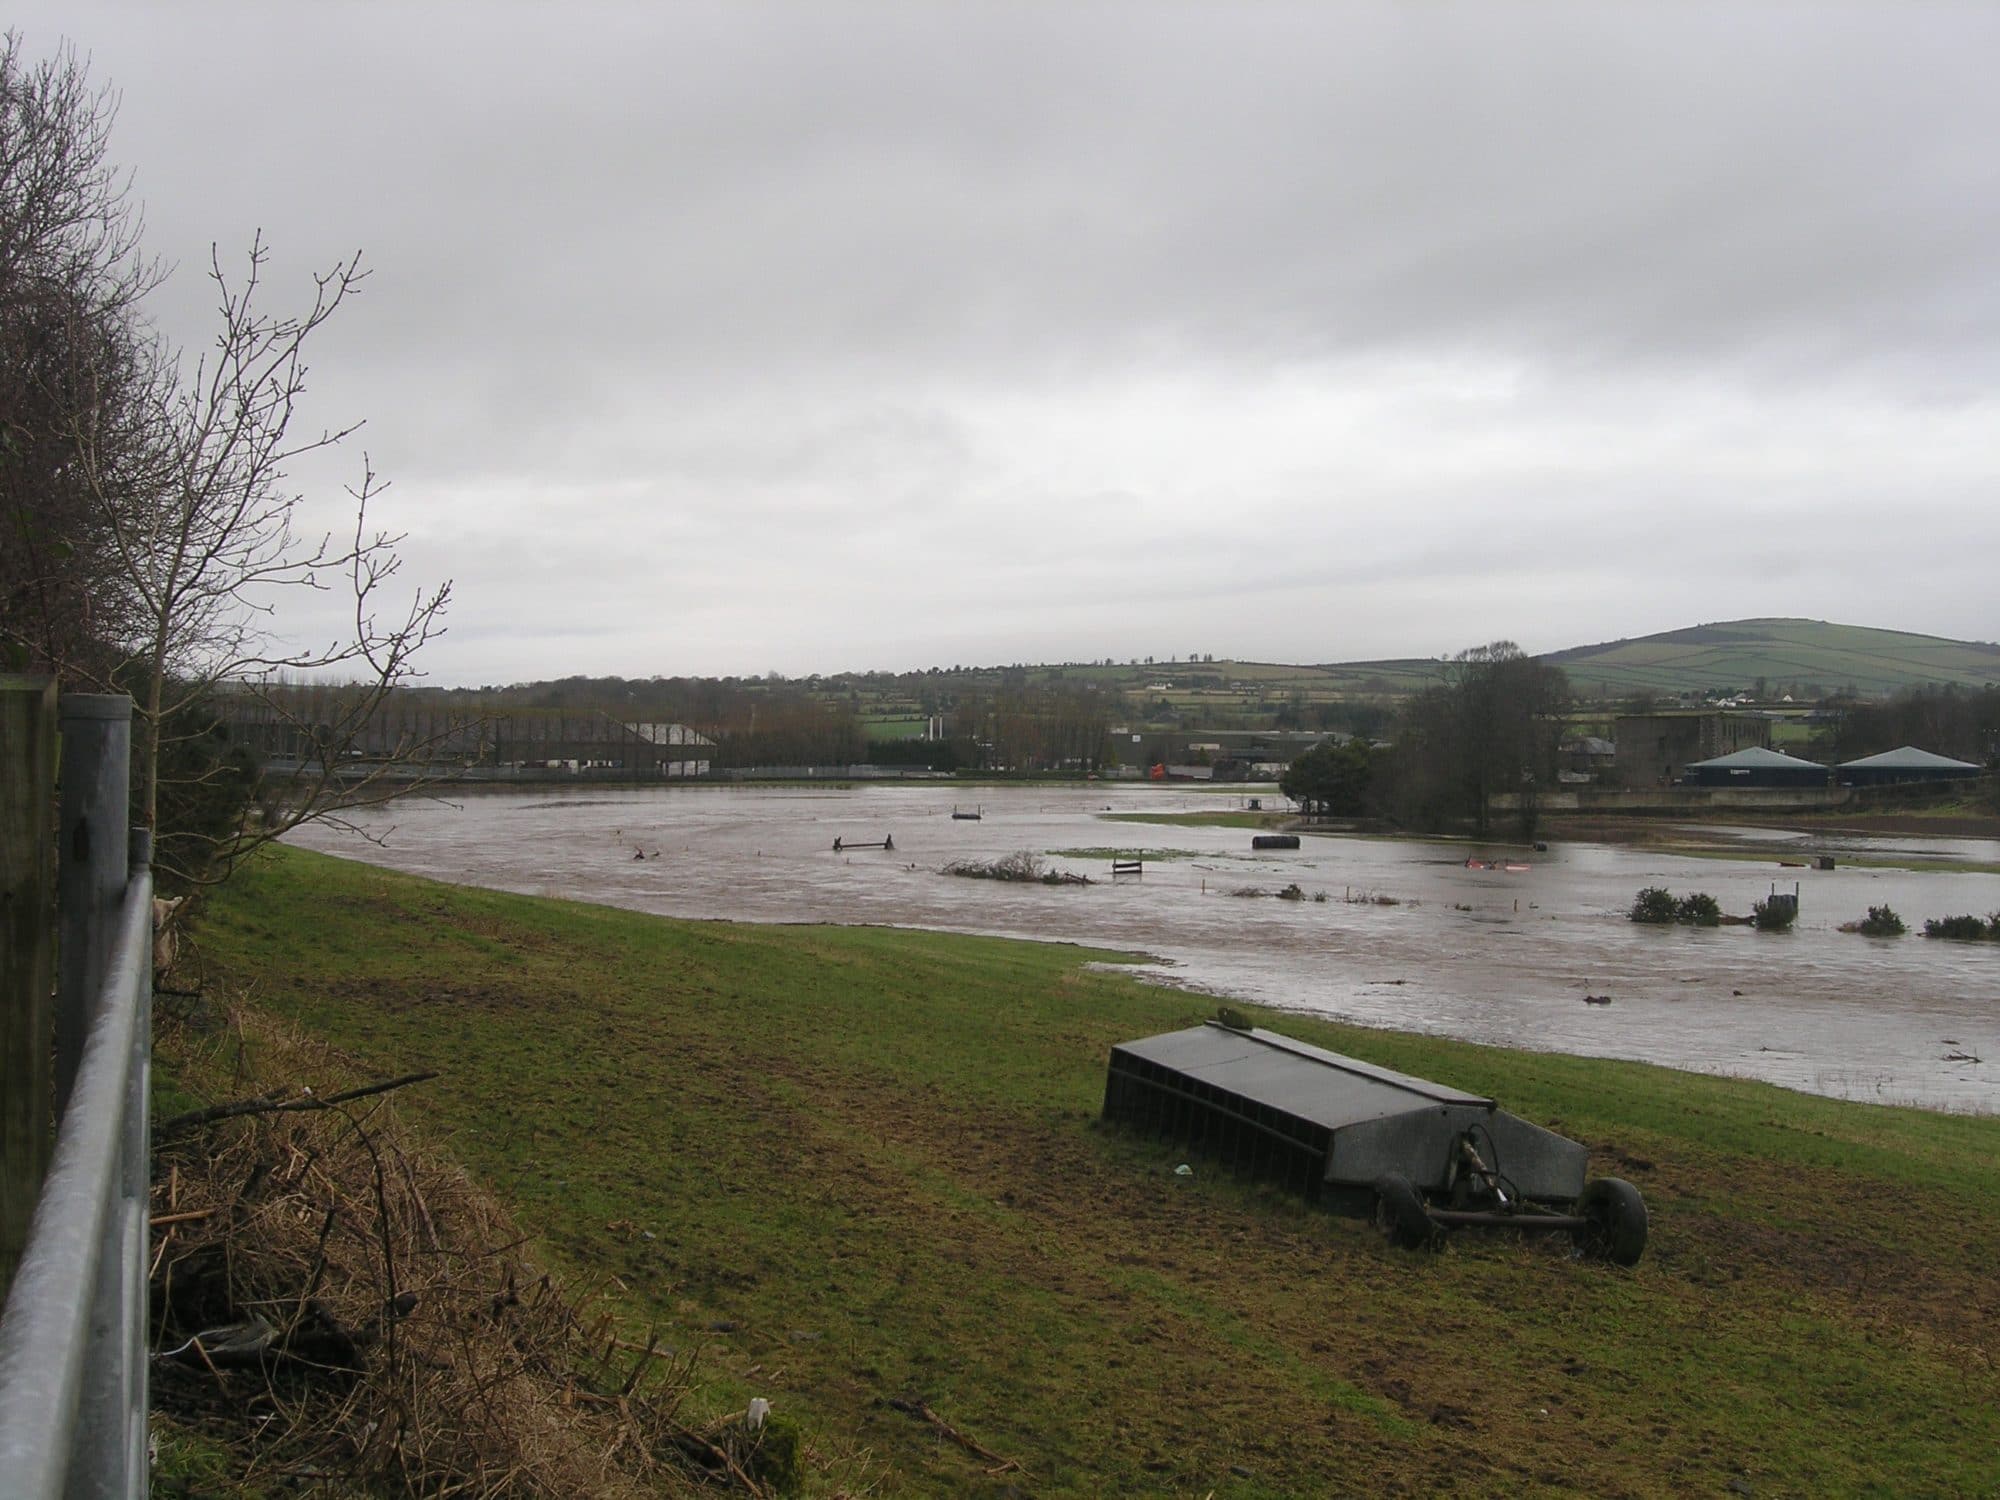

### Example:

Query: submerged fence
xmin=0 ymin=687 xmax=153 ymax=1499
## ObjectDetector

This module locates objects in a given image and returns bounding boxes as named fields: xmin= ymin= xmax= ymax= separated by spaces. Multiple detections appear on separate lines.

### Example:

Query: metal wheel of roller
xmin=1372 ymin=1173 xmax=1437 ymax=1251
xmin=1572 ymin=1177 xmax=1648 ymax=1266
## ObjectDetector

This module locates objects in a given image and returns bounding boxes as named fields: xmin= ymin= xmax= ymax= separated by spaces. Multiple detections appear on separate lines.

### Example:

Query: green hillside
xmin=419 ymin=621 xmax=1995 ymax=736
xmin=1542 ymin=618 xmax=2000 ymax=698
xmin=1017 ymin=621 xmax=1997 ymax=706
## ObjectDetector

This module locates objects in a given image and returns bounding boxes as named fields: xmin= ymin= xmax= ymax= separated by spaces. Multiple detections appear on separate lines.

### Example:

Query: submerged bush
xmin=1855 ymin=905 xmax=1906 ymax=937
xmin=1923 ymin=913 xmax=1994 ymax=941
xmin=1677 ymin=892 xmax=1722 ymax=927
xmin=1631 ymin=887 xmax=1724 ymax=926
xmin=1630 ymin=887 xmax=1679 ymax=924
xmin=1343 ymin=889 xmax=1399 ymax=905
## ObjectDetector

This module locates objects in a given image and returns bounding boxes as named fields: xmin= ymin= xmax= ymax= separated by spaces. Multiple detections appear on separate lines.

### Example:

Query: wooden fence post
xmin=1 ymin=676 xmax=58 ymax=1294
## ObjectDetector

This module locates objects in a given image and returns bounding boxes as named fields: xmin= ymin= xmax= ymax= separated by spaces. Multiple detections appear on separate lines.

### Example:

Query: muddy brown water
xmin=287 ymin=783 xmax=2000 ymax=1113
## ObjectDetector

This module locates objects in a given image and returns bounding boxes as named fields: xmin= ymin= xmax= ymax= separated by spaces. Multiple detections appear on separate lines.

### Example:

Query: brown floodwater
xmin=287 ymin=782 xmax=2000 ymax=1114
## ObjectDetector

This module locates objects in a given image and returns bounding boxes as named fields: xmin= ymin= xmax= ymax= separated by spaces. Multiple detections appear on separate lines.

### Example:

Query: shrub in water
xmin=1857 ymin=905 xmax=1906 ymax=937
xmin=1631 ymin=887 xmax=1724 ymax=926
xmin=1676 ymin=892 xmax=1722 ymax=927
xmin=1924 ymin=914 xmax=1991 ymax=941
xmin=1630 ymin=887 xmax=1679 ymax=924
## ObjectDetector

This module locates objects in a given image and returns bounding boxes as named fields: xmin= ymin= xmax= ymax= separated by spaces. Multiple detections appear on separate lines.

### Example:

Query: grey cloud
xmin=11 ymin=1 xmax=1999 ymax=680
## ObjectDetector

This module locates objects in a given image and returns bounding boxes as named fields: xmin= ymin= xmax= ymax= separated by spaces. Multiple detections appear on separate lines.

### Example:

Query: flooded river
xmin=287 ymin=782 xmax=2000 ymax=1113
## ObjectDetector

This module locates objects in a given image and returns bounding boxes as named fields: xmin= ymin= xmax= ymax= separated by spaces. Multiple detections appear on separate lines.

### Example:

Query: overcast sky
xmin=16 ymin=2 xmax=2000 ymax=684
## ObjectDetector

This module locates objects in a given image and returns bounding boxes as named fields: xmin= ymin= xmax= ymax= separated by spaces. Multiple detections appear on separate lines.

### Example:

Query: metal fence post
xmin=1 ymin=691 xmax=150 ymax=1499
xmin=55 ymin=695 xmax=132 ymax=1122
xmin=1 ymin=676 xmax=59 ymax=1296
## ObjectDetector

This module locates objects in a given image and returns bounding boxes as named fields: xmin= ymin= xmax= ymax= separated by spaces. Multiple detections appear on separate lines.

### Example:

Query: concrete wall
xmin=1491 ymin=786 xmax=1855 ymax=815
xmin=1494 ymin=776 xmax=1991 ymax=814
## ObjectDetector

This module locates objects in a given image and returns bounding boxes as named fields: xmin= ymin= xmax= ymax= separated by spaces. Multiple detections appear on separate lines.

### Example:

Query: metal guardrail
xmin=0 ymin=695 xmax=152 ymax=1500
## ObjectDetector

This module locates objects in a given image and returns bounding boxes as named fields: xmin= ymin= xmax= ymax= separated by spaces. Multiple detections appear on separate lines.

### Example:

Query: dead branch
xmin=145 ymin=1004 xmax=811 ymax=1496
xmin=887 ymin=1397 xmax=1021 ymax=1475
xmin=157 ymin=1070 xmax=439 ymax=1134
xmin=667 ymin=1420 xmax=768 ymax=1498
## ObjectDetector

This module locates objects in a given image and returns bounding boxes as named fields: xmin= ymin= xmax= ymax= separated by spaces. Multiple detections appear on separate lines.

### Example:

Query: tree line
xmin=393 ymin=670 xmax=1121 ymax=774
xmin=1282 ymin=654 xmax=1999 ymax=834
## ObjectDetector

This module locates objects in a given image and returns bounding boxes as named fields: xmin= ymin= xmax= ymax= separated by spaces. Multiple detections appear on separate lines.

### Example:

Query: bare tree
xmin=3 ymin=33 xmax=450 ymax=889
xmin=79 ymin=236 xmax=452 ymax=886
xmin=0 ymin=32 xmax=163 ymax=677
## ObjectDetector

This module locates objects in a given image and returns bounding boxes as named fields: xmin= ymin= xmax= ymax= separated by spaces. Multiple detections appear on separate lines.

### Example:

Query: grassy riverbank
xmin=185 ymin=846 xmax=2000 ymax=1497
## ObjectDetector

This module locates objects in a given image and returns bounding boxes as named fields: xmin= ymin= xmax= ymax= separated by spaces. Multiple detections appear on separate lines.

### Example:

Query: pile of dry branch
xmin=940 ymin=851 xmax=1091 ymax=885
xmin=150 ymin=1005 xmax=801 ymax=1497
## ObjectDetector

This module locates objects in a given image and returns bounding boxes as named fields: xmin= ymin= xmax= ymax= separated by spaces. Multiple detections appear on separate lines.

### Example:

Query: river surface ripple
xmin=286 ymin=783 xmax=2000 ymax=1114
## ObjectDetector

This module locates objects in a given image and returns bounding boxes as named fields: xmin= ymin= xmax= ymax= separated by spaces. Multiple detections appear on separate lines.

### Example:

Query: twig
xmin=612 ymin=1336 xmax=677 ymax=1361
xmin=157 ymin=1071 xmax=440 ymax=1134
xmin=887 ymin=1397 xmax=1021 ymax=1475
xmin=618 ymin=1333 xmax=660 ymax=1397
xmin=336 ymin=1103 xmax=402 ymax=1368
xmin=290 ymin=1207 xmax=340 ymax=1336
xmin=398 ymin=1147 xmax=442 ymax=1254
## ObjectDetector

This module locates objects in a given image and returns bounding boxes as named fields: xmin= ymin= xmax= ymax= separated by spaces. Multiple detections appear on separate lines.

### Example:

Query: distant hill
xmin=442 ymin=618 xmax=1998 ymax=715
xmin=1541 ymin=618 xmax=2000 ymax=698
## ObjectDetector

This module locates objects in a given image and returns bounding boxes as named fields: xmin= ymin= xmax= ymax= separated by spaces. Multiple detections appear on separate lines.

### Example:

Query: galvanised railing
xmin=0 ymin=695 xmax=152 ymax=1499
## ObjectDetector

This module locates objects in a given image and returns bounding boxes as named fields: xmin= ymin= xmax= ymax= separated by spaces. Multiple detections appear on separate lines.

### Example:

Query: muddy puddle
xmin=287 ymin=783 xmax=2000 ymax=1113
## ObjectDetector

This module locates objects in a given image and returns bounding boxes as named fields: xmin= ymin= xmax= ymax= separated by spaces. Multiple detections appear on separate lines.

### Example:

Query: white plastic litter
xmin=746 ymin=1397 xmax=771 ymax=1430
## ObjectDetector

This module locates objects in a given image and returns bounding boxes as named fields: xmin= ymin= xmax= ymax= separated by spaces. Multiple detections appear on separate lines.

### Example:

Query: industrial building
xmin=1679 ymin=746 xmax=1832 ymax=787
xmin=1836 ymin=746 xmax=1984 ymax=786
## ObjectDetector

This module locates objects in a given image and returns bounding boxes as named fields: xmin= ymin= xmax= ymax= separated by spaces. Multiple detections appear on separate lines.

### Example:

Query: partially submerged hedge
xmin=1923 ymin=913 xmax=2000 ymax=941
xmin=1630 ymin=887 xmax=1723 ymax=926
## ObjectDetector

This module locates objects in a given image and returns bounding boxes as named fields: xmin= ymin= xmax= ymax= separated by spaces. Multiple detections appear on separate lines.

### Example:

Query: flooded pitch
xmin=287 ymin=782 xmax=2000 ymax=1113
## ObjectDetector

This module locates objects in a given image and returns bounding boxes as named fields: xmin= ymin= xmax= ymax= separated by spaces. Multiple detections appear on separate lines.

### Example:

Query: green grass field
xmin=188 ymin=847 xmax=2000 ymax=1497
xmin=863 ymin=716 xmax=932 ymax=741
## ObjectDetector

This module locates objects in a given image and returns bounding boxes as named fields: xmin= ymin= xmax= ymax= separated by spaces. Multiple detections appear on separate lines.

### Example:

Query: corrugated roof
xmin=1684 ymin=746 xmax=1827 ymax=770
xmin=1110 ymin=1023 xmax=1492 ymax=1131
xmin=1837 ymin=745 xmax=1982 ymax=771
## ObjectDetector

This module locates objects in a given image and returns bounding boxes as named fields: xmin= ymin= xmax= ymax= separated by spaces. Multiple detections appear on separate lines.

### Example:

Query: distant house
xmin=1680 ymin=746 xmax=1831 ymax=788
xmin=1837 ymin=746 xmax=1984 ymax=787
xmin=1615 ymin=711 xmax=1771 ymax=787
